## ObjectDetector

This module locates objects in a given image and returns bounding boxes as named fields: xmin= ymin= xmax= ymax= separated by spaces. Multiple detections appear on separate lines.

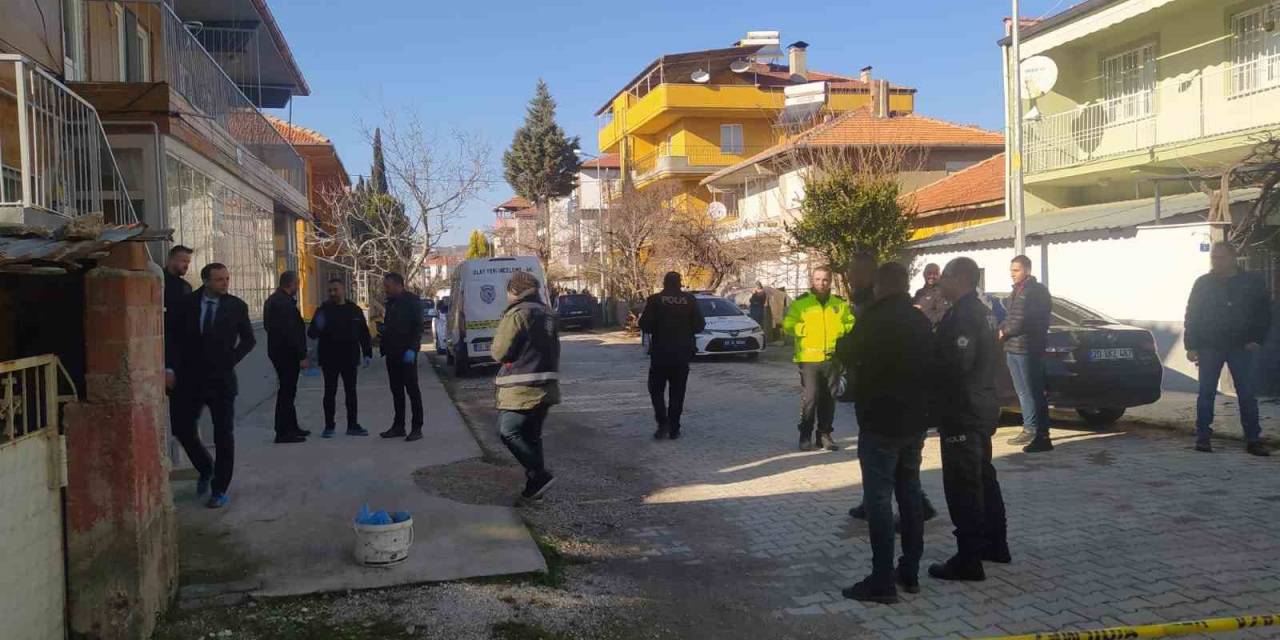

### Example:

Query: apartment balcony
xmin=1023 ymin=53 xmax=1280 ymax=176
xmin=631 ymin=144 xmax=769 ymax=185
xmin=72 ymin=1 xmax=307 ymax=211
xmin=0 ymin=55 xmax=139 ymax=226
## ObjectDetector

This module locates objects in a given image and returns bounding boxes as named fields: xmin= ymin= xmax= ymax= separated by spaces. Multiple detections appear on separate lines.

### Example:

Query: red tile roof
xmin=702 ymin=108 xmax=1004 ymax=186
xmin=265 ymin=115 xmax=331 ymax=145
xmin=495 ymin=196 xmax=534 ymax=212
xmin=582 ymin=153 xmax=621 ymax=169
xmin=904 ymin=153 xmax=1006 ymax=217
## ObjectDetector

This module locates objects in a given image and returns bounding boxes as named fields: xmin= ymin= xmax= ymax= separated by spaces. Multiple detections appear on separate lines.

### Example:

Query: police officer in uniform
xmin=929 ymin=257 xmax=1010 ymax=582
xmin=638 ymin=272 xmax=705 ymax=440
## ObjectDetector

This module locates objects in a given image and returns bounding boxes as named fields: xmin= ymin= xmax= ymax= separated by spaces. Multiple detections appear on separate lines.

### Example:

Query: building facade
xmin=595 ymin=32 xmax=916 ymax=218
xmin=1 ymin=0 xmax=313 ymax=321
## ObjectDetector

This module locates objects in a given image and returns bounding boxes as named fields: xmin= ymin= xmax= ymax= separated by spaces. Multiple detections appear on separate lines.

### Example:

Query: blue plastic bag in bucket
xmin=353 ymin=505 xmax=413 ymax=566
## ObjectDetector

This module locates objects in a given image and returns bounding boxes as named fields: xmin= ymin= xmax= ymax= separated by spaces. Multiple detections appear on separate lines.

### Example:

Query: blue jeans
xmin=857 ymin=432 xmax=924 ymax=585
xmin=1196 ymin=347 xmax=1262 ymax=443
xmin=499 ymin=406 xmax=550 ymax=479
xmin=1006 ymin=352 xmax=1050 ymax=438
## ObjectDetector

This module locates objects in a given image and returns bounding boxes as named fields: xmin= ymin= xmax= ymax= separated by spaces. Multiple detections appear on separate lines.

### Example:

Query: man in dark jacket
xmin=163 ymin=245 xmax=193 ymax=420
xmin=1186 ymin=242 xmax=1271 ymax=456
xmin=913 ymin=262 xmax=949 ymax=327
xmin=639 ymin=272 xmax=706 ymax=440
xmin=493 ymin=271 xmax=561 ymax=500
xmin=309 ymin=279 xmax=373 ymax=438
xmin=930 ymin=257 xmax=1009 ymax=582
xmin=748 ymin=282 xmax=767 ymax=326
xmin=849 ymin=253 xmax=878 ymax=316
xmin=379 ymin=272 xmax=425 ymax=441
xmin=172 ymin=263 xmax=257 ymax=509
xmin=1000 ymin=255 xmax=1054 ymax=453
xmin=264 ymin=271 xmax=309 ymax=444
xmin=838 ymin=262 xmax=932 ymax=604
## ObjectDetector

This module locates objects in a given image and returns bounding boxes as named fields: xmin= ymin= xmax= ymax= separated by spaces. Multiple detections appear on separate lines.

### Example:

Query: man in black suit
xmin=163 ymin=245 xmax=194 ymax=422
xmin=172 ymin=263 xmax=257 ymax=509
xmin=264 ymin=271 xmax=309 ymax=444
xmin=309 ymin=279 xmax=373 ymax=438
xmin=379 ymin=272 xmax=425 ymax=442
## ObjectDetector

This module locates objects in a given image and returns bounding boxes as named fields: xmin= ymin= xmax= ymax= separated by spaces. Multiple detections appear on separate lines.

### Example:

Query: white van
xmin=444 ymin=256 xmax=548 ymax=376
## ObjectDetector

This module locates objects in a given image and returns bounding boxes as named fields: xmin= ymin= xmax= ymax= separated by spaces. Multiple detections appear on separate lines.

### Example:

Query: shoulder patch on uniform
xmin=956 ymin=335 xmax=970 ymax=349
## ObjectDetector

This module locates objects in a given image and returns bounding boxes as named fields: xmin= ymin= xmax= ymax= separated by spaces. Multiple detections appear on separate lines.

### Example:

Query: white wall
xmin=910 ymin=222 xmax=1217 ymax=389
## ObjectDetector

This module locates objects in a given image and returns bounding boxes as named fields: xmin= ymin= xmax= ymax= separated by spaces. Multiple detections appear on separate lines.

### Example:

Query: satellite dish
xmin=691 ymin=69 xmax=711 ymax=84
xmin=1020 ymin=56 xmax=1059 ymax=99
xmin=707 ymin=201 xmax=728 ymax=220
xmin=729 ymin=59 xmax=751 ymax=73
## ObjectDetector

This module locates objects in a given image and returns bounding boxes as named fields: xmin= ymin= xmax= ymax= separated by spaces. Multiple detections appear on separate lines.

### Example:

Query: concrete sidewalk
xmin=172 ymin=355 xmax=545 ymax=599
xmin=1128 ymin=390 xmax=1280 ymax=444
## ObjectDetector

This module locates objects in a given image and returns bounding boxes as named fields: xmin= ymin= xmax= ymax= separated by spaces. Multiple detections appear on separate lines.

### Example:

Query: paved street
xmin=441 ymin=331 xmax=1280 ymax=639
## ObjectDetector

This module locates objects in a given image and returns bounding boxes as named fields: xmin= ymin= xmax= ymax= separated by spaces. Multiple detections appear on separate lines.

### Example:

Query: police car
xmin=692 ymin=293 xmax=767 ymax=359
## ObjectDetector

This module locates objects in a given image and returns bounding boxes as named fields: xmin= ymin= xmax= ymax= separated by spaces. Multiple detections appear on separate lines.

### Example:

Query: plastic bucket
xmin=353 ymin=518 xmax=414 ymax=567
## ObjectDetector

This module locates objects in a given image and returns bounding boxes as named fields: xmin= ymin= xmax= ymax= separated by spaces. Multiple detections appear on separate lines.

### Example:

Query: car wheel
xmin=745 ymin=352 xmax=759 ymax=361
xmin=1076 ymin=407 xmax=1125 ymax=427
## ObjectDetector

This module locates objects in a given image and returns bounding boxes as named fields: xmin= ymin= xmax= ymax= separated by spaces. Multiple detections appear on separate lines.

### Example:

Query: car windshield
xmin=558 ymin=295 xmax=593 ymax=308
xmin=697 ymin=297 xmax=743 ymax=317
xmin=990 ymin=293 xmax=1112 ymax=327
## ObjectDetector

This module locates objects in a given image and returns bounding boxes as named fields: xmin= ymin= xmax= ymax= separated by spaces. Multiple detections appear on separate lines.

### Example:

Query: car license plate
xmin=723 ymin=338 xmax=748 ymax=349
xmin=1089 ymin=348 xmax=1133 ymax=361
xmin=472 ymin=342 xmax=491 ymax=353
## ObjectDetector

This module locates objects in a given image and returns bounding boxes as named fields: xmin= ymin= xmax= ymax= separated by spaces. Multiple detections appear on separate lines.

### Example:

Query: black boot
xmin=841 ymin=577 xmax=898 ymax=604
xmin=984 ymin=541 xmax=1012 ymax=564
xmin=799 ymin=432 xmax=814 ymax=451
xmin=896 ymin=564 xmax=920 ymax=594
xmin=380 ymin=425 xmax=406 ymax=439
xmin=928 ymin=557 xmax=985 ymax=582
xmin=654 ymin=422 xmax=669 ymax=440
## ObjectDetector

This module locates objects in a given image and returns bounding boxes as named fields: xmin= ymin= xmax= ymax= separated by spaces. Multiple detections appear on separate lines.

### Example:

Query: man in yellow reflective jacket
xmin=784 ymin=265 xmax=855 ymax=451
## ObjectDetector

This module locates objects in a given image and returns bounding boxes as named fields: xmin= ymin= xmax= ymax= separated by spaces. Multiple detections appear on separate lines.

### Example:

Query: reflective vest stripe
xmin=495 ymin=371 xmax=560 ymax=386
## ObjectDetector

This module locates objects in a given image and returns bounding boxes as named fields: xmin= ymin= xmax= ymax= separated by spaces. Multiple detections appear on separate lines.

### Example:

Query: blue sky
xmin=267 ymin=0 xmax=1069 ymax=245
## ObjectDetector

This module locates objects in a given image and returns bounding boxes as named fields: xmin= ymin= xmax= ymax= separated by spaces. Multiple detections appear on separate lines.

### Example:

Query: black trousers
xmin=322 ymin=364 xmax=359 ymax=429
xmin=858 ymin=431 xmax=925 ymax=583
xmin=386 ymin=354 xmax=424 ymax=430
xmin=940 ymin=429 xmax=1008 ymax=567
xmin=173 ymin=385 xmax=236 ymax=496
xmin=797 ymin=360 xmax=837 ymax=436
xmin=648 ymin=363 xmax=690 ymax=427
xmin=270 ymin=356 xmax=300 ymax=436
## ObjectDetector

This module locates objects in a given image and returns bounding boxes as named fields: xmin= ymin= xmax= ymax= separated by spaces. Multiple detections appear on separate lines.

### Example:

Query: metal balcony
xmin=1023 ymin=53 xmax=1280 ymax=174
xmin=0 ymin=55 xmax=138 ymax=226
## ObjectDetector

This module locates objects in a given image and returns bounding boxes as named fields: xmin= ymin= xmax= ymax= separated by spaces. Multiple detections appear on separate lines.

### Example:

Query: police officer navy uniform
xmin=929 ymin=257 xmax=1010 ymax=582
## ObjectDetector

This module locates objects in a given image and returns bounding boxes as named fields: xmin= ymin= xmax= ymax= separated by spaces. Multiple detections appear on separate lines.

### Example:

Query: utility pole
xmin=1011 ymin=0 xmax=1027 ymax=256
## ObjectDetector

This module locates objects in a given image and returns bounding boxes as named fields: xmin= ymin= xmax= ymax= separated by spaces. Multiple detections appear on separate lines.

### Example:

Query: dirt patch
xmin=413 ymin=458 xmax=526 ymax=507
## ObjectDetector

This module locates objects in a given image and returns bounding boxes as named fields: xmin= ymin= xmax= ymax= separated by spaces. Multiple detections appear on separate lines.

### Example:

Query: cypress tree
xmin=370 ymin=128 xmax=390 ymax=195
xmin=502 ymin=79 xmax=580 ymax=209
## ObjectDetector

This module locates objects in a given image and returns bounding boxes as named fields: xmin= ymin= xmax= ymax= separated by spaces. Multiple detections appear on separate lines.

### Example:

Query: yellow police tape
xmin=979 ymin=614 xmax=1278 ymax=640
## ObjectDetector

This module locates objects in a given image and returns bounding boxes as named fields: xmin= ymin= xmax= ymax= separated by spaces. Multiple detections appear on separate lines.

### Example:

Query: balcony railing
xmin=0 ymin=55 xmax=139 ymax=224
xmin=1023 ymin=53 xmax=1280 ymax=174
xmin=157 ymin=2 xmax=306 ymax=197
xmin=631 ymin=144 xmax=770 ymax=180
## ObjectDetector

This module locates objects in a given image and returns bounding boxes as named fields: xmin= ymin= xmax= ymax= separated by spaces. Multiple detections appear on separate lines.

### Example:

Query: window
xmin=114 ymin=4 xmax=128 ymax=81
xmin=696 ymin=297 xmax=744 ymax=317
xmin=1231 ymin=3 xmax=1280 ymax=96
xmin=136 ymin=25 xmax=152 ymax=82
xmin=62 ymin=0 xmax=86 ymax=81
xmin=1101 ymin=43 xmax=1155 ymax=121
xmin=720 ymin=124 xmax=744 ymax=154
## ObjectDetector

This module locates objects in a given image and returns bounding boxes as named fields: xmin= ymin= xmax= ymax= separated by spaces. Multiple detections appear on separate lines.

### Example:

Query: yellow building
xmin=595 ymin=33 xmax=916 ymax=213
xmin=1006 ymin=0 xmax=1280 ymax=212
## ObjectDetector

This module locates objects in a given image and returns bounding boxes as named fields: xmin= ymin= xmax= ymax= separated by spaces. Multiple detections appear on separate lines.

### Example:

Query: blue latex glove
xmin=401 ymin=350 xmax=416 ymax=364
xmin=362 ymin=356 xmax=372 ymax=368
xmin=314 ymin=310 xmax=326 ymax=331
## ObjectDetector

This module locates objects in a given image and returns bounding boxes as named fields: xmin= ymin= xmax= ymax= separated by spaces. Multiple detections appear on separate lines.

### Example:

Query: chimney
xmin=860 ymin=66 xmax=872 ymax=84
xmin=869 ymin=79 xmax=890 ymax=118
xmin=787 ymin=41 xmax=809 ymax=80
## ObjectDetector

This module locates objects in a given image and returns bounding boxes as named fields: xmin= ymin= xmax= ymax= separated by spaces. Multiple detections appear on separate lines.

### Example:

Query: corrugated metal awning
xmin=0 ymin=218 xmax=160 ymax=274
xmin=910 ymin=189 xmax=1257 ymax=251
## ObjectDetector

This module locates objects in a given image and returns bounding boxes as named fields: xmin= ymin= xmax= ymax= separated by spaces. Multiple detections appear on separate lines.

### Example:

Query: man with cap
xmin=492 ymin=270 xmax=561 ymax=500
xmin=639 ymin=272 xmax=706 ymax=440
